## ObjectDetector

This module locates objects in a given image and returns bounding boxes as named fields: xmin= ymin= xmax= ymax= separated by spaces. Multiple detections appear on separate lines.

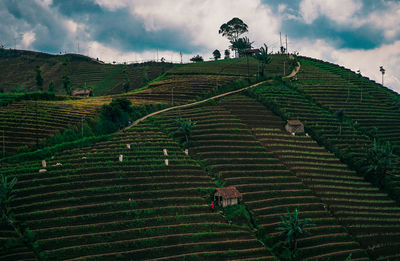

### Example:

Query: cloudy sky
xmin=1 ymin=0 xmax=400 ymax=92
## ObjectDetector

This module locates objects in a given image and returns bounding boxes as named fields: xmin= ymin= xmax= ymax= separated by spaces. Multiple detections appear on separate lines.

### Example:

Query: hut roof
xmin=287 ymin=120 xmax=303 ymax=126
xmin=216 ymin=186 xmax=242 ymax=199
xmin=72 ymin=89 xmax=92 ymax=96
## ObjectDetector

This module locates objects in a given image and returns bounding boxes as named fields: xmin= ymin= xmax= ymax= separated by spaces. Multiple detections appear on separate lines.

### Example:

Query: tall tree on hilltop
xmin=212 ymin=49 xmax=221 ymax=61
xmin=219 ymin=18 xmax=248 ymax=57
xmin=255 ymin=44 xmax=272 ymax=78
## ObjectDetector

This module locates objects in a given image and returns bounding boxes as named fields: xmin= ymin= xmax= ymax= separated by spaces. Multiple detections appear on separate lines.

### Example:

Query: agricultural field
xmin=0 ymin=49 xmax=171 ymax=95
xmin=169 ymin=55 xmax=291 ymax=77
xmin=219 ymin=94 xmax=400 ymax=260
xmin=295 ymin=57 xmax=400 ymax=155
xmin=153 ymin=103 xmax=369 ymax=260
xmin=3 ymin=50 xmax=400 ymax=260
xmin=0 ymin=55 xmax=291 ymax=156
xmin=0 ymin=122 xmax=272 ymax=260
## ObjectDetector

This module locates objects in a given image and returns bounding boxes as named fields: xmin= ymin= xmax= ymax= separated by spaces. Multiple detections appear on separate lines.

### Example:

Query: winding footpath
xmin=125 ymin=58 xmax=301 ymax=130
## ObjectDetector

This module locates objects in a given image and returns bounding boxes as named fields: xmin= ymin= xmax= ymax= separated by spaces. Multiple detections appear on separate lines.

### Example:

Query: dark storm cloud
xmin=51 ymin=0 xmax=198 ymax=53
xmin=1 ymin=0 xmax=398 ymax=54
xmin=281 ymin=16 xmax=384 ymax=50
xmin=261 ymin=0 xmax=397 ymax=50
xmin=0 ymin=0 xmax=72 ymax=53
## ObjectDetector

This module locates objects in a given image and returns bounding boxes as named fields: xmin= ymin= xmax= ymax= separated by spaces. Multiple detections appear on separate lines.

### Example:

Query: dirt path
xmin=124 ymin=59 xmax=300 ymax=130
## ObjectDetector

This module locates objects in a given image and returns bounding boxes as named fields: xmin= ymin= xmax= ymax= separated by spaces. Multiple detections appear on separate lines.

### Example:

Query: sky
xmin=1 ymin=0 xmax=400 ymax=92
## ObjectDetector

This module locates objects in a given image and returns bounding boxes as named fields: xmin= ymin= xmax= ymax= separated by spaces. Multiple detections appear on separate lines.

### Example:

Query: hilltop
xmin=0 ymin=49 xmax=172 ymax=96
xmin=1 ymin=53 xmax=400 ymax=260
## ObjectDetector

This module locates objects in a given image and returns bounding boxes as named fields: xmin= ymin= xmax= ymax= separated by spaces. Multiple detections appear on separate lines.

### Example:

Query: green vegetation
xmin=363 ymin=139 xmax=393 ymax=188
xmin=0 ymin=174 xmax=17 ymax=224
xmin=190 ymin=55 xmax=204 ymax=63
xmin=276 ymin=208 xmax=315 ymax=260
xmin=212 ymin=49 xmax=221 ymax=61
xmin=4 ymin=40 xmax=400 ymax=260
xmin=255 ymin=44 xmax=272 ymax=78
xmin=175 ymin=118 xmax=196 ymax=147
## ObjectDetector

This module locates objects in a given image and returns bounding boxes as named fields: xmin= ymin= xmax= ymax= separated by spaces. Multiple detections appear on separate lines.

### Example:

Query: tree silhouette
xmin=224 ymin=49 xmax=230 ymax=59
xmin=219 ymin=17 xmax=248 ymax=42
xmin=230 ymin=36 xmax=253 ymax=57
xmin=219 ymin=18 xmax=248 ymax=57
xmin=255 ymin=44 xmax=272 ymax=78
xmin=212 ymin=49 xmax=221 ymax=61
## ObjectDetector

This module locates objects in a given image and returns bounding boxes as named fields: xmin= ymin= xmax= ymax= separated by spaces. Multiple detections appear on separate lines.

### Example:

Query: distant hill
xmin=0 ymin=48 xmax=173 ymax=96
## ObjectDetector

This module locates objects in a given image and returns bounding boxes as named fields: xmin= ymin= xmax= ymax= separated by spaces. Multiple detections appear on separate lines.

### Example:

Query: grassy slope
xmin=6 ymin=53 xmax=400 ymax=259
xmin=0 ymin=49 xmax=172 ymax=95
xmin=0 ymin=55 xmax=289 ymax=157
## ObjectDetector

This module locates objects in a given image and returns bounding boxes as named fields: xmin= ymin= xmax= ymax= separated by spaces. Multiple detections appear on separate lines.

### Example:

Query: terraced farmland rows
xmin=247 ymin=81 xmax=400 ymax=177
xmin=154 ymin=104 xmax=369 ymax=260
xmin=1 ymin=56 xmax=270 ymax=156
xmin=296 ymin=57 xmax=400 ymax=155
xmin=0 ymin=99 xmax=103 ymax=155
xmin=220 ymin=94 xmax=400 ymax=260
xmin=169 ymin=55 xmax=290 ymax=77
xmin=132 ymin=74 xmax=242 ymax=105
xmin=0 ymin=122 xmax=272 ymax=260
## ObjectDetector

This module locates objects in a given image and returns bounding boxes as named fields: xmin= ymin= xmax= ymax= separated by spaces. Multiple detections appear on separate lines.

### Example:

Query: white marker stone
xmin=165 ymin=159 xmax=169 ymax=166
xmin=126 ymin=144 xmax=131 ymax=149
xmin=39 ymin=169 xmax=47 ymax=173
xmin=119 ymin=154 xmax=123 ymax=162
xmin=184 ymin=149 xmax=189 ymax=155
xmin=42 ymin=160 xmax=46 ymax=168
xmin=163 ymin=149 xmax=168 ymax=156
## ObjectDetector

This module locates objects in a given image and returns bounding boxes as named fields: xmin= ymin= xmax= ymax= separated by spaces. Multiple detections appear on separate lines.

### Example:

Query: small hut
xmin=285 ymin=120 xmax=304 ymax=135
xmin=214 ymin=187 xmax=242 ymax=207
xmin=72 ymin=89 xmax=92 ymax=97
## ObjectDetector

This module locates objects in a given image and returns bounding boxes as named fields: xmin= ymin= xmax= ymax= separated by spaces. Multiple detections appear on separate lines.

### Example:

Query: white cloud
xmin=20 ymin=31 xmax=36 ymax=49
xmin=94 ymin=0 xmax=130 ymax=11
xmin=86 ymin=41 xmax=198 ymax=64
xmin=299 ymin=0 xmax=362 ymax=25
xmin=292 ymin=39 xmax=400 ymax=93
xmin=118 ymin=0 xmax=280 ymax=51
xmin=365 ymin=2 xmax=400 ymax=40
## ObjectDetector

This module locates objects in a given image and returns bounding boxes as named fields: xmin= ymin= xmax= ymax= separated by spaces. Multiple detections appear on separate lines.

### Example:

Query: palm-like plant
xmin=365 ymin=139 xmax=393 ymax=187
xmin=0 ymin=174 xmax=18 ymax=224
xmin=276 ymin=208 xmax=314 ymax=259
xmin=176 ymin=118 xmax=196 ymax=147
xmin=230 ymin=37 xmax=253 ymax=57
xmin=255 ymin=44 xmax=272 ymax=78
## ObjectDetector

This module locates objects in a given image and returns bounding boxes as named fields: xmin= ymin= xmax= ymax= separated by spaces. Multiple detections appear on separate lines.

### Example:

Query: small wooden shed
xmin=285 ymin=120 xmax=304 ymax=135
xmin=214 ymin=187 xmax=242 ymax=207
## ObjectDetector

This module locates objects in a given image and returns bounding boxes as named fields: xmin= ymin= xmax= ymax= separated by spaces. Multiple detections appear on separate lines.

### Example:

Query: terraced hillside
xmin=169 ymin=55 xmax=291 ymax=77
xmin=296 ymin=57 xmax=400 ymax=155
xmin=219 ymin=94 xmax=400 ymax=260
xmin=154 ymin=104 xmax=369 ymax=260
xmin=0 ymin=122 xmax=272 ymax=261
xmin=0 ymin=55 xmax=291 ymax=157
xmin=0 ymin=49 xmax=171 ymax=95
